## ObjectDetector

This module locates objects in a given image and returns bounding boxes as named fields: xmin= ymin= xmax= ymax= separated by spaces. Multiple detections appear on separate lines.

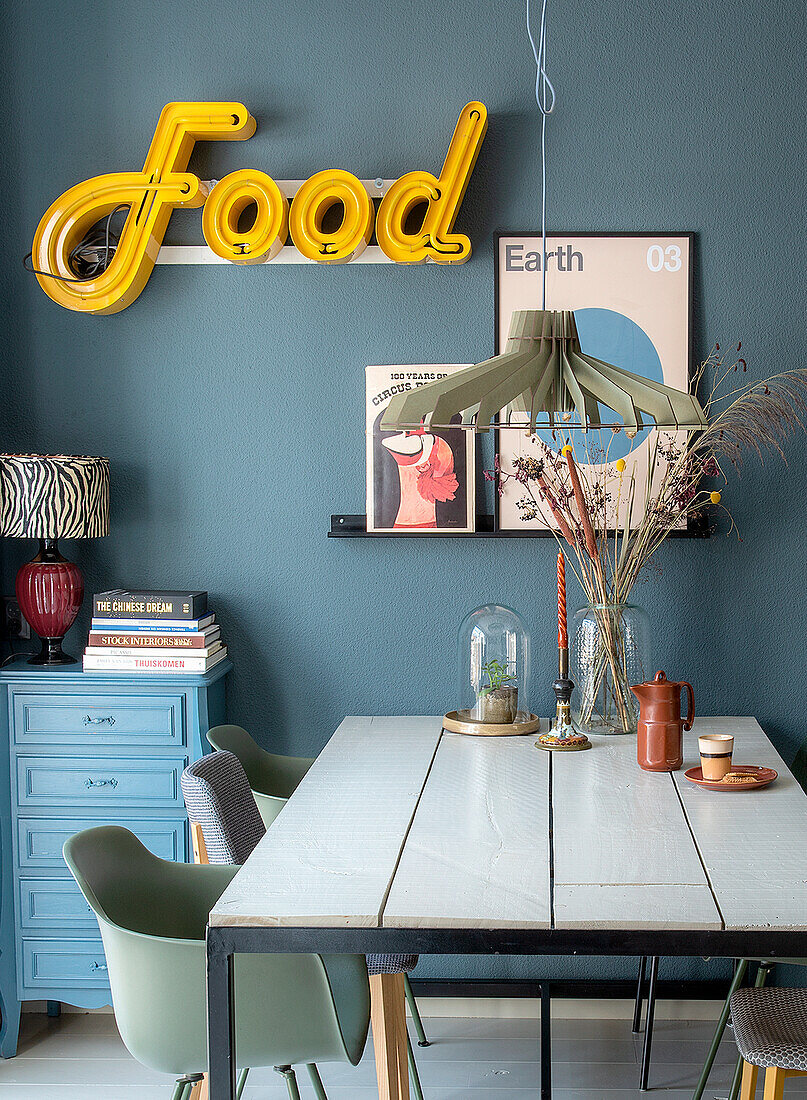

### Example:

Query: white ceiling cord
xmin=526 ymin=0 xmax=556 ymax=310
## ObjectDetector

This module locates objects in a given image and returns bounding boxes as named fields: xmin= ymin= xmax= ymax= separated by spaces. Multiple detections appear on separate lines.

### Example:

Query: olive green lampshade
xmin=381 ymin=309 xmax=708 ymax=435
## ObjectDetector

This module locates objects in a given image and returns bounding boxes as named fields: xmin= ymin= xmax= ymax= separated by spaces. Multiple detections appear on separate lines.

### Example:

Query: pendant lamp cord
xmin=527 ymin=0 xmax=556 ymax=309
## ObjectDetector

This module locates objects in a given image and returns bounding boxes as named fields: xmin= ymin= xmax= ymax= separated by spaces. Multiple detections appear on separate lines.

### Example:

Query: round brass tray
xmin=443 ymin=710 xmax=542 ymax=737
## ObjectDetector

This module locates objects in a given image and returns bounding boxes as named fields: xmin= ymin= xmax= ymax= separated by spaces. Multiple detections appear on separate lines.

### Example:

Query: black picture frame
xmin=492 ymin=230 xmax=706 ymax=538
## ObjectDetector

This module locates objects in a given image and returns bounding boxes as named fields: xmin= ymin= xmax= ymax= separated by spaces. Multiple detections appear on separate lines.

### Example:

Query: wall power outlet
xmin=2 ymin=597 xmax=32 ymax=640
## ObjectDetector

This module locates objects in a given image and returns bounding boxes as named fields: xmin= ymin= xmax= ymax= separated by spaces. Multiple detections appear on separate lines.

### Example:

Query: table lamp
xmin=0 ymin=454 xmax=110 ymax=664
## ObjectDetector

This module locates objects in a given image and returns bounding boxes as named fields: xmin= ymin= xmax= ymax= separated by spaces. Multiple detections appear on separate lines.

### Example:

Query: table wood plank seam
xmin=376 ymin=728 xmax=445 ymax=926
xmin=668 ymin=768 xmax=726 ymax=931
xmin=548 ymin=754 xmax=556 ymax=930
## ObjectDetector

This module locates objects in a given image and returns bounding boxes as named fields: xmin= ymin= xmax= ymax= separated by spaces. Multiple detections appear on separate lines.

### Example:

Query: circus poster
xmin=366 ymin=365 xmax=476 ymax=533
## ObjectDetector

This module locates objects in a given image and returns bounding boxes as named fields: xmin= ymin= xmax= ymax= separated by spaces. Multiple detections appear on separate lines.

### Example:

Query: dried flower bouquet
xmin=492 ymin=347 xmax=807 ymax=732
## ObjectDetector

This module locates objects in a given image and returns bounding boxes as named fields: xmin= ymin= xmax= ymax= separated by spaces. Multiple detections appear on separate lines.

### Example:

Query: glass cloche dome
xmin=456 ymin=605 xmax=531 ymax=724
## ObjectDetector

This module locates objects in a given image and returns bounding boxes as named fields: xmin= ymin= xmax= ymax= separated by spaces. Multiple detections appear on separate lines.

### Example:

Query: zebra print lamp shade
xmin=0 ymin=455 xmax=109 ymax=664
xmin=0 ymin=454 xmax=109 ymax=539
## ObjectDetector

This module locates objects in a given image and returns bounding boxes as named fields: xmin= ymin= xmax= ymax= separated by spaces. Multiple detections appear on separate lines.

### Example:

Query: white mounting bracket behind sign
xmin=156 ymin=179 xmax=399 ymax=265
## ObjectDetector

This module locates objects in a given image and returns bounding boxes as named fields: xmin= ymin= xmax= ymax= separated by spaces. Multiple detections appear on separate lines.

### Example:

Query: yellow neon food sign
xmin=376 ymin=102 xmax=487 ymax=264
xmin=289 ymin=170 xmax=374 ymax=264
xmin=203 ymin=170 xmax=289 ymax=265
xmin=32 ymin=100 xmax=487 ymax=314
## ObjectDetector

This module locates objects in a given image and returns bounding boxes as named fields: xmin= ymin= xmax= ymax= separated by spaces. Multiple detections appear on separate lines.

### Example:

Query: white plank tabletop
xmin=383 ymin=727 xmax=552 ymax=929
xmin=553 ymin=733 xmax=720 ymax=930
xmin=210 ymin=714 xmax=807 ymax=934
xmin=673 ymin=717 xmax=807 ymax=931
xmin=211 ymin=716 xmax=443 ymax=927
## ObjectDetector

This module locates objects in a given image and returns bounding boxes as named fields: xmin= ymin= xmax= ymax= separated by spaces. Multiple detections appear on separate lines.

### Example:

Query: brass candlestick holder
xmin=536 ymin=645 xmax=591 ymax=752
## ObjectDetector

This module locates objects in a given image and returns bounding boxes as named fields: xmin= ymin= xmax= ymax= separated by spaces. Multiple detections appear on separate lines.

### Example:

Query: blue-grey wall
xmin=2 ymin=0 xmax=805 ymax=981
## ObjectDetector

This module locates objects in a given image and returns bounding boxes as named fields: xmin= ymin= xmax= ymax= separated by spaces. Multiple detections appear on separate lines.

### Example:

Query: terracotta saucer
xmin=684 ymin=765 xmax=778 ymax=792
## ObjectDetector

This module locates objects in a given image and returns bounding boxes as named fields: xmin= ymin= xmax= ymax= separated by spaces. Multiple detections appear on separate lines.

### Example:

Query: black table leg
xmin=639 ymin=955 xmax=659 ymax=1091
xmin=540 ymin=981 xmax=552 ymax=1099
xmin=207 ymin=930 xmax=237 ymax=1100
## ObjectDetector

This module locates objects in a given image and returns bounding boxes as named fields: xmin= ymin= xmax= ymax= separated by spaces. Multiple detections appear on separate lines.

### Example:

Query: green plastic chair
xmin=206 ymin=724 xmax=432 ymax=1060
xmin=207 ymin=724 xmax=314 ymax=828
xmin=63 ymin=825 xmax=370 ymax=1100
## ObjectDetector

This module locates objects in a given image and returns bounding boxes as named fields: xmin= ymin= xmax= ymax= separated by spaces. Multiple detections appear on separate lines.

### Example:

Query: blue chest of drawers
xmin=0 ymin=659 xmax=230 ymax=1057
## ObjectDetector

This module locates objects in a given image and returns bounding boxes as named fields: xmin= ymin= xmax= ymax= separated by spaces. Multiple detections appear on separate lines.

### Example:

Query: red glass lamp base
xmin=15 ymin=539 xmax=84 ymax=666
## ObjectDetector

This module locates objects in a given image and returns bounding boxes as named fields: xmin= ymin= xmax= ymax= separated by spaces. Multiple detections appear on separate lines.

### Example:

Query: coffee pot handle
xmin=681 ymin=682 xmax=695 ymax=731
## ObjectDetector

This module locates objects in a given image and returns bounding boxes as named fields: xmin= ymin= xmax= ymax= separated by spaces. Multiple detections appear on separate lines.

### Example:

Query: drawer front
xmin=17 ymin=755 xmax=185 ymax=809
xmin=21 ymin=937 xmax=109 ymax=988
xmin=19 ymin=877 xmax=96 ymax=930
xmin=12 ymin=692 xmax=185 ymax=748
xmin=17 ymin=816 xmax=188 ymax=869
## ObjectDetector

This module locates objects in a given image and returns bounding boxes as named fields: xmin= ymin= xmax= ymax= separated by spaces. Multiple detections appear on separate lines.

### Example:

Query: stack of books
xmin=83 ymin=590 xmax=228 ymax=673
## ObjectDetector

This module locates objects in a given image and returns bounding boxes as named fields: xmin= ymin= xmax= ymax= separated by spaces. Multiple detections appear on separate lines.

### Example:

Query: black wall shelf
xmin=330 ymin=514 xmax=501 ymax=537
xmin=329 ymin=514 xmax=710 ymax=538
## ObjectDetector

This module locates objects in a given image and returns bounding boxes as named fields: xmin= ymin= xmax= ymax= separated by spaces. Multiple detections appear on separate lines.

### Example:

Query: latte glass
xmin=699 ymin=733 xmax=734 ymax=780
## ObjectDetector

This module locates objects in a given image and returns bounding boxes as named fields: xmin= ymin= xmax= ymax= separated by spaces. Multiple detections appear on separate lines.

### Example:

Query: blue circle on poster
xmin=531 ymin=308 xmax=662 ymax=462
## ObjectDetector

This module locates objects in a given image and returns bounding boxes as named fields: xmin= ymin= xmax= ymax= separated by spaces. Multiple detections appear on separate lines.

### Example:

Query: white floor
xmin=0 ymin=1010 xmax=803 ymax=1099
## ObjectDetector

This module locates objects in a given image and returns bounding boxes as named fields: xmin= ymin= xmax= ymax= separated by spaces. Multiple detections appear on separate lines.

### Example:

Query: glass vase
xmin=572 ymin=603 xmax=651 ymax=735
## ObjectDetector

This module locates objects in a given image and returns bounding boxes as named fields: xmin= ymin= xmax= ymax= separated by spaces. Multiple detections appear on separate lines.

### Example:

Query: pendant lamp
xmin=382 ymin=0 xmax=708 ymax=437
xmin=382 ymin=309 xmax=708 ymax=434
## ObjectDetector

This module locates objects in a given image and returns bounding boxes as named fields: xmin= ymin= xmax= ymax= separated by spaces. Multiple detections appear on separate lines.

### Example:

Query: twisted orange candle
xmin=557 ymin=550 xmax=568 ymax=649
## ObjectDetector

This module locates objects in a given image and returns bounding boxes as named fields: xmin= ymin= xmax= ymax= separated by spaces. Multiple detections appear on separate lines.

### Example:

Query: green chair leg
xmin=692 ymin=959 xmax=749 ymax=1100
xmin=274 ymin=1065 xmax=302 ymax=1100
xmin=171 ymin=1080 xmax=197 ymax=1100
xmin=404 ymin=974 xmax=430 ymax=1047
xmin=306 ymin=1062 xmax=329 ymax=1099
xmin=407 ymin=1031 xmax=425 ymax=1100
xmin=236 ymin=1067 xmax=249 ymax=1099
xmin=727 ymin=963 xmax=773 ymax=1100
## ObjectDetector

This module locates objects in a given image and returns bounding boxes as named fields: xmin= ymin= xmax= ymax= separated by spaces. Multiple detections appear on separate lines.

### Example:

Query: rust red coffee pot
xmin=630 ymin=671 xmax=695 ymax=772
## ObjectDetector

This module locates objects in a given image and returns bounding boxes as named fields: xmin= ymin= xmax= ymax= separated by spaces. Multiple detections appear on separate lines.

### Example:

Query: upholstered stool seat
xmin=730 ymin=987 xmax=807 ymax=1070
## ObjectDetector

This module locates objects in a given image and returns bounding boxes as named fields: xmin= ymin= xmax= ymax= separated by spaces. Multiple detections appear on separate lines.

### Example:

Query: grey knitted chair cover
xmin=367 ymin=954 xmax=418 ymax=975
xmin=730 ymin=987 xmax=807 ymax=1070
xmin=181 ymin=751 xmax=417 ymax=977
xmin=181 ymin=751 xmax=265 ymax=865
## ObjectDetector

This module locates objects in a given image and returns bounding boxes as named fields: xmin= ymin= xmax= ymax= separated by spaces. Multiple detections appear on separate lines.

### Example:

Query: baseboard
xmin=410 ymin=996 xmax=725 ymax=1020
xmin=24 ymin=995 xmax=726 ymax=1021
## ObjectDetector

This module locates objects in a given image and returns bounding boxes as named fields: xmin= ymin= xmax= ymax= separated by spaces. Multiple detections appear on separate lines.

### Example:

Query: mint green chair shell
xmin=63 ymin=826 xmax=370 ymax=1077
xmin=207 ymin=724 xmax=313 ymax=827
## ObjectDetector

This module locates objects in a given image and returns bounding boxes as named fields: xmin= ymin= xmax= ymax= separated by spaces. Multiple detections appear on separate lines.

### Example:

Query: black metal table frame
xmin=206 ymin=926 xmax=807 ymax=1100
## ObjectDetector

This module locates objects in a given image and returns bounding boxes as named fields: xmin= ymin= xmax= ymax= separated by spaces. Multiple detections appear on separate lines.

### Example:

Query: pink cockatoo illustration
xmin=381 ymin=429 xmax=459 ymax=529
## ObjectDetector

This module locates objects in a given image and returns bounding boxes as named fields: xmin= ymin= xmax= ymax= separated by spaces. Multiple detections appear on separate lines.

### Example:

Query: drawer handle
xmin=83 ymin=715 xmax=116 ymax=726
xmin=90 ymin=961 xmax=108 ymax=972
xmin=84 ymin=777 xmax=118 ymax=789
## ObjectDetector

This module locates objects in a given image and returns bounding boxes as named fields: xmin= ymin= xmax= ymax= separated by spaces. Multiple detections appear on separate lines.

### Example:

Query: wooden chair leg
xmin=188 ymin=1075 xmax=208 ymax=1100
xmin=740 ymin=1060 xmax=759 ymax=1100
xmin=763 ymin=1066 xmax=787 ymax=1100
xmin=370 ymin=972 xmax=410 ymax=1100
